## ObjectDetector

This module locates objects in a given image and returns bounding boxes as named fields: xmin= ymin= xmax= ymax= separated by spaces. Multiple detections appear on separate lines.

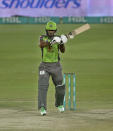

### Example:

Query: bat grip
xmin=68 ymin=32 xmax=75 ymax=39
xmin=68 ymin=32 xmax=73 ymax=36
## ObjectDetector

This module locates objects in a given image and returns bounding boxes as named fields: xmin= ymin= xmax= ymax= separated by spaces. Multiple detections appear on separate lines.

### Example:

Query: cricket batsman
xmin=38 ymin=21 xmax=68 ymax=115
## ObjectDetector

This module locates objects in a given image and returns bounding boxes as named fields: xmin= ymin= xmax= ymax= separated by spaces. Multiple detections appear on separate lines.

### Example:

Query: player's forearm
xmin=39 ymin=40 xmax=50 ymax=48
xmin=59 ymin=44 xmax=65 ymax=53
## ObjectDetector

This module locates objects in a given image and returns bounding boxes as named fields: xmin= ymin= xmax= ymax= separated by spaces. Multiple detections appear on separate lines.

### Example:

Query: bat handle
xmin=68 ymin=32 xmax=73 ymax=36
xmin=68 ymin=32 xmax=75 ymax=39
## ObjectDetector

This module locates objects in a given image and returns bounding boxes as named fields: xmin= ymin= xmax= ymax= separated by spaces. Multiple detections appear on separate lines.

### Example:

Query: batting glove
xmin=60 ymin=35 xmax=68 ymax=44
xmin=50 ymin=36 xmax=62 ymax=45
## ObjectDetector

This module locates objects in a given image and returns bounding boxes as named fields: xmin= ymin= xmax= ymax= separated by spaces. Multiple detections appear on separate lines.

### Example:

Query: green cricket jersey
xmin=40 ymin=35 xmax=60 ymax=63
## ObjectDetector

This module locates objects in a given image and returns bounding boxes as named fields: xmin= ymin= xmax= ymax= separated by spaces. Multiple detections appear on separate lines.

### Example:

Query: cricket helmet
xmin=45 ymin=21 xmax=57 ymax=31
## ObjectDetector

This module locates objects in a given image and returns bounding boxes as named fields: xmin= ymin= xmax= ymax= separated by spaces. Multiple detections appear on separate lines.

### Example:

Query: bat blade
xmin=73 ymin=24 xmax=90 ymax=35
xmin=67 ymin=24 xmax=90 ymax=39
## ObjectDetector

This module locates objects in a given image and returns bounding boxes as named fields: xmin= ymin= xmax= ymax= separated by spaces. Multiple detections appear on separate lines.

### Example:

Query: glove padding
xmin=61 ymin=35 xmax=68 ymax=44
xmin=50 ymin=36 xmax=61 ymax=45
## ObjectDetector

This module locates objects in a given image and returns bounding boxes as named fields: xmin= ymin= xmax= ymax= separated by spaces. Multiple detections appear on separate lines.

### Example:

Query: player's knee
xmin=38 ymin=76 xmax=49 ymax=89
xmin=39 ymin=86 xmax=48 ymax=91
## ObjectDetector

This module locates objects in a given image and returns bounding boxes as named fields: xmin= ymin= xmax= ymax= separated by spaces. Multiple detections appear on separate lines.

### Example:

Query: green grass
xmin=0 ymin=24 xmax=113 ymax=131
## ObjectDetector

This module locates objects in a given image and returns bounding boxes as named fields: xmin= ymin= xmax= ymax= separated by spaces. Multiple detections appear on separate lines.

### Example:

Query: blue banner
xmin=0 ymin=0 xmax=113 ymax=17
xmin=0 ymin=0 xmax=86 ymax=17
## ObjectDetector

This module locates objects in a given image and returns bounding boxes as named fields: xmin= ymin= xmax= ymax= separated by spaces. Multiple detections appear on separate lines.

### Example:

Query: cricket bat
xmin=66 ymin=24 xmax=90 ymax=39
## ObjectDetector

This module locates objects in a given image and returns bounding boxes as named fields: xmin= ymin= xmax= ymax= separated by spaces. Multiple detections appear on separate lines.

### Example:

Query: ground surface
xmin=0 ymin=24 xmax=113 ymax=131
